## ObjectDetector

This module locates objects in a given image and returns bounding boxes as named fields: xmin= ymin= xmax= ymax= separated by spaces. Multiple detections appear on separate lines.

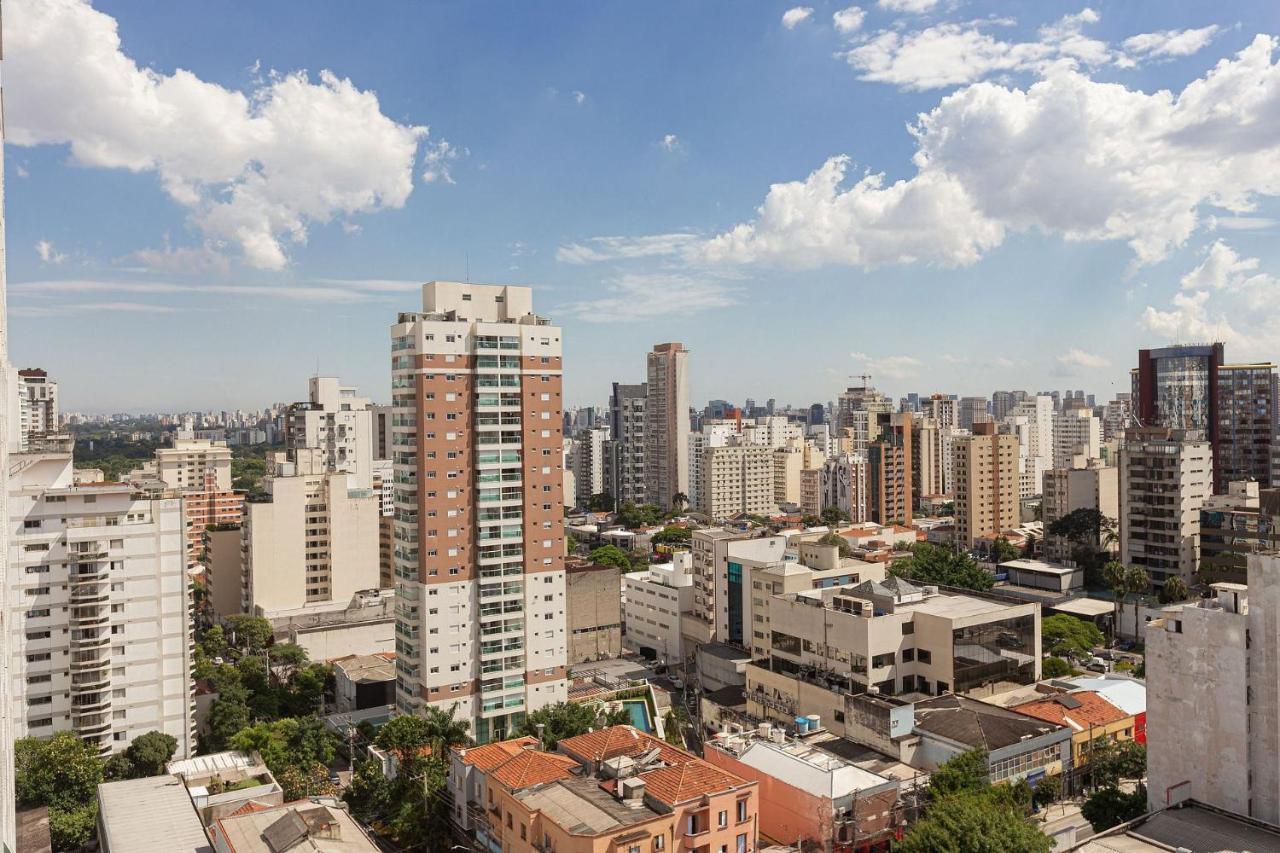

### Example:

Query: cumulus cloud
xmin=556 ymin=233 xmax=701 ymax=264
xmin=7 ymin=0 xmax=431 ymax=270
xmin=555 ymin=274 xmax=738 ymax=322
xmin=130 ymin=241 xmax=231 ymax=276
xmin=422 ymin=140 xmax=466 ymax=184
xmin=35 ymin=239 xmax=67 ymax=265
xmin=1124 ymin=25 xmax=1220 ymax=60
xmin=850 ymin=352 xmax=924 ymax=379
xmin=11 ymin=277 xmax=407 ymax=305
xmin=877 ymin=0 xmax=938 ymax=12
xmin=843 ymin=9 xmax=1111 ymax=90
xmin=782 ymin=7 xmax=813 ymax=29
xmin=1057 ymin=348 xmax=1111 ymax=369
xmin=695 ymin=36 xmax=1280 ymax=269
xmin=659 ymin=133 xmax=683 ymax=153
xmin=833 ymin=6 xmax=866 ymax=35
xmin=572 ymin=90 xmax=587 ymax=105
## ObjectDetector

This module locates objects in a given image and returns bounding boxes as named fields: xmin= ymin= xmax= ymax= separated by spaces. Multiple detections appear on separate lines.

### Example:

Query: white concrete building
xmin=285 ymin=376 xmax=374 ymax=489
xmin=1146 ymin=554 xmax=1280 ymax=821
xmin=155 ymin=438 xmax=232 ymax=492
xmin=242 ymin=449 xmax=380 ymax=619
xmin=1005 ymin=395 xmax=1054 ymax=496
xmin=1052 ymin=408 xmax=1102 ymax=470
xmin=698 ymin=442 xmax=777 ymax=519
xmin=10 ymin=367 xmax=58 ymax=452
xmin=572 ymin=424 xmax=609 ymax=509
xmin=622 ymin=551 xmax=695 ymax=664
xmin=1119 ymin=428 xmax=1212 ymax=586
xmin=6 ymin=452 xmax=195 ymax=757
xmin=1042 ymin=462 xmax=1118 ymax=562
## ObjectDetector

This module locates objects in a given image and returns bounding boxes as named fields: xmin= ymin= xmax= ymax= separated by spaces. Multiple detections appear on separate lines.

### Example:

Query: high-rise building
xmin=911 ymin=415 xmax=943 ymax=504
xmin=607 ymin=382 xmax=647 ymax=506
xmin=285 ymin=376 xmax=374 ymax=489
xmin=697 ymin=442 xmax=776 ymax=519
xmin=991 ymin=390 xmax=1027 ymax=423
xmin=821 ymin=454 xmax=869 ymax=523
xmin=1134 ymin=343 xmax=1231 ymax=490
xmin=953 ymin=422 xmax=1020 ymax=549
xmin=808 ymin=402 xmax=826 ymax=425
xmin=1102 ymin=393 xmax=1132 ymax=442
xmin=645 ymin=343 xmax=690 ymax=509
xmin=1052 ymin=408 xmax=1102 ymax=469
xmin=154 ymin=437 xmax=243 ymax=568
xmin=838 ymin=382 xmax=893 ymax=430
xmin=1217 ymin=362 xmax=1275 ymax=489
xmin=571 ymin=424 xmax=609 ymax=509
xmin=1118 ymin=427 xmax=1212 ymax=586
xmin=7 ymin=452 xmax=195 ymax=758
xmin=1006 ymin=395 xmax=1054 ymax=497
xmin=371 ymin=403 xmax=393 ymax=460
xmin=1146 ymin=554 xmax=1280 ymax=822
xmin=867 ymin=412 xmax=912 ymax=525
xmin=958 ymin=396 xmax=988 ymax=430
xmin=10 ymin=367 xmax=58 ymax=451
xmin=1041 ymin=462 xmax=1119 ymax=563
xmin=390 ymin=282 xmax=567 ymax=743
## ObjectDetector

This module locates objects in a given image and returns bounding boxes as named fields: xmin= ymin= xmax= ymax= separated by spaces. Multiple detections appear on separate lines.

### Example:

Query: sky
xmin=8 ymin=0 xmax=1280 ymax=413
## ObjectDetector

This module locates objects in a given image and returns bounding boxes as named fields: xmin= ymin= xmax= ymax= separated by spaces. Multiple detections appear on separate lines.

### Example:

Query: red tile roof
xmin=454 ymin=737 xmax=539 ymax=771
xmin=640 ymin=759 xmax=749 ymax=805
xmin=1012 ymin=691 xmax=1130 ymax=731
xmin=488 ymin=750 xmax=579 ymax=791
xmin=557 ymin=725 xmax=692 ymax=766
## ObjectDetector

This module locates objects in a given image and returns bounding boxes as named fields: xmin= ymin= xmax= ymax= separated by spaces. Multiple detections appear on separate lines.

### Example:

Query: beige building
xmin=390 ymin=282 xmax=568 ymax=743
xmin=242 ymin=449 xmax=380 ymax=619
xmin=156 ymin=438 xmax=232 ymax=492
xmin=682 ymin=527 xmax=756 ymax=650
xmin=1119 ymin=427 xmax=1212 ymax=586
xmin=1042 ymin=461 xmax=1119 ymax=562
xmin=1053 ymin=407 xmax=1102 ymax=469
xmin=799 ymin=468 xmax=822 ymax=517
xmin=953 ymin=422 xmax=1020 ymax=549
xmin=566 ymin=561 xmax=622 ymax=663
xmin=11 ymin=367 xmax=59 ymax=451
xmin=285 ymin=375 xmax=375 ymax=489
xmin=203 ymin=524 xmax=245 ymax=620
xmin=698 ymin=442 xmax=776 ymax=519
xmin=645 ymin=342 xmax=690 ymax=509
xmin=912 ymin=415 xmax=944 ymax=502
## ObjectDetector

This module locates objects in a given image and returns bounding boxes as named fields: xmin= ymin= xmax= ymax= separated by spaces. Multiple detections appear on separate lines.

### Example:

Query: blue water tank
xmin=794 ymin=716 xmax=809 ymax=733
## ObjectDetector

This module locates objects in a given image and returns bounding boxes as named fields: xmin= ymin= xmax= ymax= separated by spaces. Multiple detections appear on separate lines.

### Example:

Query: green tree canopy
xmin=616 ymin=502 xmax=664 ymax=529
xmin=820 ymin=505 xmax=850 ymax=527
xmin=1089 ymin=739 xmax=1146 ymax=789
xmin=1081 ymin=784 xmax=1147 ymax=831
xmin=521 ymin=701 xmax=602 ymax=750
xmin=991 ymin=537 xmax=1020 ymax=563
xmin=818 ymin=531 xmax=854 ymax=558
xmin=1042 ymin=613 xmax=1104 ymax=659
xmin=229 ymin=717 xmax=339 ymax=781
xmin=1048 ymin=509 xmax=1115 ymax=546
xmin=1159 ymin=576 xmax=1190 ymax=604
xmin=1032 ymin=774 xmax=1062 ymax=810
xmin=124 ymin=731 xmax=178 ymax=778
xmin=651 ymin=525 xmax=693 ymax=546
xmin=897 ymin=790 xmax=1052 ymax=853
xmin=225 ymin=614 xmax=273 ymax=653
xmin=589 ymin=544 xmax=633 ymax=570
xmin=1042 ymin=656 xmax=1074 ymax=678
xmin=375 ymin=715 xmax=433 ymax=778
xmin=16 ymin=732 xmax=106 ymax=850
xmin=587 ymin=492 xmax=615 ymax=513
xmin=928 ymin=748 xmax=990 ymax=799
xmin=892 ymin=543 xmax=995 ymax=591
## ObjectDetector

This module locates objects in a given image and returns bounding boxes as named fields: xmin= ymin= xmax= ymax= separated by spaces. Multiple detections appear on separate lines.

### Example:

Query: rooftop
xmin=642 ymin=760 xmax=749 ymax=805
xmin=488 ymin=747 xmax=580 ymax=790
xmin=97 ymin=775 xmax=213 ymax=853
xmin=1011 ymin=691 xmax=1130 ymax=731
xmin=213 ymin=800 xmax=378 ymax=852
xmin=515 ymin=774 xmax=661 ymax=834
xmin=332 ymin=653 xmax=396 ymax=684
xmin=1050 ymin=598 xmax=1117 ymax=618
xmin=912 ymin=694 xmax=1067 ymax=751
xmin=999 ymin=559 xmax=1077 ymax=576
xmin=1068 ymin=801 xmax=1280 ymax=852
xmin=558 ymin=725 xmax=693 ymax=767
xmin=708 ymin=734 xmax=895 ymax=799
xmin=454 ymin=737 xmax=539 ymax=771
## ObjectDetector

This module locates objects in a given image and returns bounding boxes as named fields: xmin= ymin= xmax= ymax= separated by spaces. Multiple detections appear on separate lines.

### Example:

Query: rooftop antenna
xmin=465 ymin=251 xmax=471 ymax=283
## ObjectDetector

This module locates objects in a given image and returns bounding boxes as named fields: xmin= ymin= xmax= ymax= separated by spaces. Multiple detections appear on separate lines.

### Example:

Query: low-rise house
xmin=96 ymin=775 xmax=212 ymax=853
xmin=209 ymin=799 xmax=378 ymax=852
xmin=166 ymin=750 xmax=284 ymax=827
xmin=908 ymin=694 xmax=1072 ymax=786
xmin=1010 ymin=691 xmax=1134 ymax=769
xmin=332 ymin=652 xmax=396 ymax=713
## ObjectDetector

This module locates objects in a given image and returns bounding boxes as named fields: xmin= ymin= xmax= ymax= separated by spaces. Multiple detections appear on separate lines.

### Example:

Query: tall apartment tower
xmin=1119 ymin=427 xmax=1212 ymax=586
xmin=867 ymin=412 xmax=913 ymax=525
xmin=9 ymin=368 xmax=57 ymax=451
xmin=645 ymin=343 xmax=690 ymax=509
xmin=957 ymin=396 xmax=989 ymax=430
xmin=285 ymin=376 xmax=374 ymax=489
xmin=1052 ymin=408 xmax=1102 ymax=469
xmin=607 ymin=382 xmax=647 ymax=506
xmin=953 ymin=422 xmax=1020 ymax=549
xmin=1134 ymin=344 xmax=1230 ymax=490
xmin=7 ymin=452 xmax=195 ymax=759
xmin=991 ymin=390 xmax=1027 ymax=423
xmin=1217 ymin=362 xmax=1275 ymax=489
xmin=571 ymin=425 xmax=609 ymax=509
xmin=390 ymin=282 xmax=567 ymax=743
xmin=155 ymin=438 xmax=243 ymax=569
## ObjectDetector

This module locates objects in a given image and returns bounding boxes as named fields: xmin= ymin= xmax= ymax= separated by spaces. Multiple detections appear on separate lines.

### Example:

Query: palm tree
xmin=1124 ymin=565 xmax=1150 ymax=646
xmin=1161 ymin=575 xmax=1189 ymax=604
xmin=671 ymin=492 xmax=688 ymax=513
xmin=422 ymin=703 xmax=471 ymax=759
xmin=1103 ymin=561 xmax=1127 ymax=645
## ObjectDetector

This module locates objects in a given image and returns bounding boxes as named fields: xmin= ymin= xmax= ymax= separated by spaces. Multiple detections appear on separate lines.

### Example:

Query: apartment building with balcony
xmin=151 ymin=437 xmax=243 ymax=570
xmin=606 ymin=382 xmax=647 ymax=507
xmin=285 ymin=375 xmax=375 ymax=489
xmin=1041 ymin=461 xmax=1119 ymax=563
xmin=1119 ymin=427 xmax=1212 ymax=586
xmin=390 ymin=282 xmax=568 ymax=743
xmin=646 ymin=343 xmax=690 ymax=510
xmin=698 ymin=442 xmax=777 ymax=520
xmin=953 ymin=422 xmax=1020 ymax=549
xmin=451 ymin=726 xmax=758 ymax=853
xmin=6 ymin=451 xmax=195 ymax=757
xmin=10 ymin=367 xmax=59 ymax=451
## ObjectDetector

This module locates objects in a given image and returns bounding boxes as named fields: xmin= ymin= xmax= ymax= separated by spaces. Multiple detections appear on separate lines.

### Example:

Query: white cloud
xmin=1124 ymin=25 xmax=1220 ymax=60
xmin=1057 ymin=348 xmax=1111 ymax=369
xmin=13 ymin=301 xmax=179 ymax=317
xmin=422 ymin=140 xmax=466 ymax=184
xmin=1142 ymin=290 xmax=1242 ymax=348
xmin=782 ymin=7 xmax=814 ymax=29
xmin=849 ymin=352 xmax=924 ymax=379
xmin=833 ymin=6 xmax=866 ymax=35
xmin=572 ymin=90 xmax=587 ymax=105
xmin=130 ymin=242 xmax=230 ymax=276
xmin=843 ymin=9 xmax=1111 ymax=90
xmin=556 ymin=233 xmax=700 ymax=264
xmin=11 ymin=277 xmax=404 ymax=304
xmin=35 ymin=239 xmax=67 ymax=265
xmin=1209 ymin=215 xmax=1278 ymax=231
xmin=876 ymin=0 xmax=938 ymax=12
xmin=698 ymin=36 xmax=1280 ymax=269
xmin=8 ymin=0 xmax=430 ymax=270
xmin=659 ymin=133 xmax=683 ymax=153
xmin=556 ymin=274 xmax=738 ymax=322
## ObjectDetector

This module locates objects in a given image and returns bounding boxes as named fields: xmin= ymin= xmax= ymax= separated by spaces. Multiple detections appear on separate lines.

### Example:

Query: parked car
xmin=1084 ymin=658 xmax=1108 ymax=673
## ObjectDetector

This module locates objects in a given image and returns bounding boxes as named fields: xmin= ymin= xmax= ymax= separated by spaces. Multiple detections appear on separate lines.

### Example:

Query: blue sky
xmin=8 ymin=0 xmax=1280 ymax=412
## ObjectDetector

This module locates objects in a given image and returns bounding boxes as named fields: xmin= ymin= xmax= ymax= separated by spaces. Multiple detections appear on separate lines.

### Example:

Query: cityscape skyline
xmin=9 ymin=0 xmax=1280 ymax=411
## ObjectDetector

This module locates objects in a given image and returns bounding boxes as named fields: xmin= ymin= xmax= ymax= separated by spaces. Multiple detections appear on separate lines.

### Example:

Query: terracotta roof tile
xmin=1012 ymin=691 xmax=1130 ymax=731
xmin=488 ymin=750 xmax=579 ymax=791
xmin=640 ymin=759 xmax=749 ymax=805
xmin=557 ymin=725 xmax=692 ymax=766
xmin=454 ymin=737 xmax=539 ymax=771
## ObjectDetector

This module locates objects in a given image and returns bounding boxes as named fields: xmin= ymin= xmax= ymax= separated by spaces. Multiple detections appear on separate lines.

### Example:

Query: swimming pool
xmin=622 ymin=699 xmax=653 ymax=733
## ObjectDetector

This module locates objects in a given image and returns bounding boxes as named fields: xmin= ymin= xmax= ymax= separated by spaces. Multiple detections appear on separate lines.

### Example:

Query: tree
xmin=928 ymin=748 xmax=989 ymax=798
xmin=1103 ymin=561 xmax=1128 ymax=644
xmin=1048 ymin=509 xmax=1115 ymax=549
xmin=651 ymin=525 xmax=693 ymax=546
xmin=1081 ymin=784 xmax=1147 ymax=831
xmin=269 ymin=641 xmax=311 ymax=669
xmin=1159 ymin=576 xmax=1190 ymax=604
xmin=896 ymin=790 xmax=1052 ymax=853
xmin=616 ymin=502 xmax=664 ymax=529
xmin=1022 ymin=534 xmax=1038 ymax=558
xmin=991 ymin=537 xmax=1019 ymax=564
xmin=1090 ymin=739 xmax=1146 ymax=789
xmin=421 ymin=703 xmax=472 ymax=760
xmin=589 ymin=544 xmax=632 ymax=570
xmin=1124 ymin=565 xmax=1150 ymax=643
xmin=587 ymin=492 xmax=615 ymax=513
xmin=522 ymin=701 xmax=602 ymax=750
xmin=671 ymin=492 xmax=688 ymax=512
xmin=16 ymin=732 xmax=105 ymax=850
xmin=818 ymin=531 xmax=853 ymax=558
xmin=820 ymin=505 xmax=849 ymax=527
xmin=275 ymin=762 xmax=340 ymax=801
xmin=204 ymin=683 xmax=253 ymax=752
xmin=124 ymin=731 xmax=178 ymax=778
xmin=230 ymin=717 xmax=339 ymax=781
xmin=1042 ymin=614 xmax=1104 ymax=660
xmin=375 ymin=714 xmax=433 ymax=778
xmin=892 ymin=543 xmax=994 ymax=591
xmin=48 ymin=804 xmax=99 ymax=852
xmin=1032 ymin=774 xmax=1062 ymax=810
xmin=199 ymin=624 xmax=228 ymax=661
xmin=663 ymin=705 xmax=691 ymax=749
xmin=226 ymin=614 xmax=273 ymax=653
xmin=1042 ymin=656 xmax=1073 ymax=678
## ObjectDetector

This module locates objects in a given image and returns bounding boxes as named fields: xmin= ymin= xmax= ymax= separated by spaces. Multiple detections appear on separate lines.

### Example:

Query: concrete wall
xmin=565 ymin=563 xmax=622 ymax=663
